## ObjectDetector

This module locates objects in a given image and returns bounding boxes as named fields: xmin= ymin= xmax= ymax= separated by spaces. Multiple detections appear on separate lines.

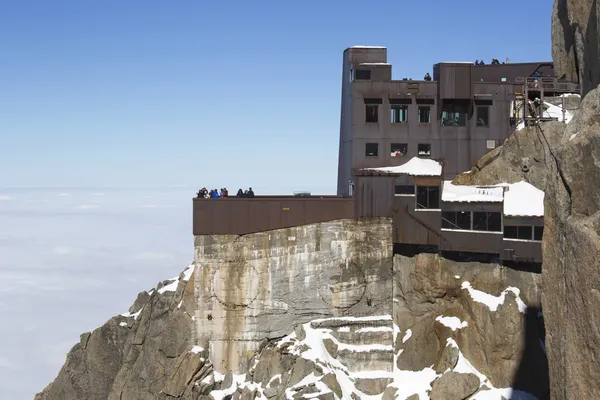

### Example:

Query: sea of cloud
xmin=0 ymin=186 xmax=195 ymax=399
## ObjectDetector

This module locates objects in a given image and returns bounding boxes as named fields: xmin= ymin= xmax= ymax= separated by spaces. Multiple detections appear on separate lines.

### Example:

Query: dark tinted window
xmin=366 ymin=105 xmax=378 ymax=123
xmin=472 ymin=212 xmax=502 ymax=231
xmin=418 ymin=106 xmax=431 ymax=123
xmin=477 ymin=106 xmax=489 ymax=127
xmin=355 ymin=69 xmax=371 ymax=80
xmin=504 ymin=225 xmax=533 ymax=240
xmin=418 ymin=143 xmax=431 ymax=156
xmin=416 ymin=186 xmax=440 ymax=209
xmin=442 ymin=211 xmax=471 ymax=230
xmin=534 ymin=226 xmax=544 ymax=241
xmin=395 ymin=185 xmax=414 ymax=195
xmin=365 ymin=143 xmax=379 ymax=157
xmin=391 ymin=143 xmax=408 ymax=157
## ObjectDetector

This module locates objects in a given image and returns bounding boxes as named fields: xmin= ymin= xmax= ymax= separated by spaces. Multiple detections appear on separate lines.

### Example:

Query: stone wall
xmin=193 ymin=218 xmax=394 ymax=373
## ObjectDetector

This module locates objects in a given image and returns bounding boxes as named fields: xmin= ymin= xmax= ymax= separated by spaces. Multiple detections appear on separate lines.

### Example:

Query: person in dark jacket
xmin=236 ymin=189 xmax=244 ymax=197
xmin=424 ymin=73 xmax=432 ymax=81
xmin=247 ymin=187 xmax=255 ymax=198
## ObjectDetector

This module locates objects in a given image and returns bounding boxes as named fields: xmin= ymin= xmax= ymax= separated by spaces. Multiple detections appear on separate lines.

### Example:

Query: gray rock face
xmin=36 ymin=218 xmax=547 ymax=399
xmin=552 ymin=0 xmax=600 ymax=96
xmin=542 ymin=86 xmax=600 ymax=399
xmin=453 ymin=122 xmax=566 ymax=188
xmin=35 ymin=266 xmax=206 ymax=400
xmin=430 ymin=372 xmax=480 ymax=400
xmin=394 ymin=254 xmax=549 ymax=399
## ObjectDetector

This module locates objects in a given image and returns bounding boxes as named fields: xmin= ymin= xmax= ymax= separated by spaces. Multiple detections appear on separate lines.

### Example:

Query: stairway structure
xmin=309 ymin=315 xmax=395 ymax=395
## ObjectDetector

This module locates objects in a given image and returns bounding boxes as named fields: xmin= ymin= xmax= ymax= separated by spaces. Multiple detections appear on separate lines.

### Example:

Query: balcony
xmin=193 ymin=196 xmax=355 ymax=235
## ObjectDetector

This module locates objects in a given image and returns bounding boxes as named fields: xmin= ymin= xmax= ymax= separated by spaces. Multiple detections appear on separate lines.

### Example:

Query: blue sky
xmin=0 ymin=0 xmax=552 ymax=193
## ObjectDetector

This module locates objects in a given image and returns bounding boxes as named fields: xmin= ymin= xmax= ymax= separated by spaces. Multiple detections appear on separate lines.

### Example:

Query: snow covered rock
xmin=430 ymin=371 xmax=480 ymax=400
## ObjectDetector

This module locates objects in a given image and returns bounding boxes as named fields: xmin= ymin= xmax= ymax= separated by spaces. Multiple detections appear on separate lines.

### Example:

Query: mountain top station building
xmin=193 ymin=45 xmax=579 ymax=267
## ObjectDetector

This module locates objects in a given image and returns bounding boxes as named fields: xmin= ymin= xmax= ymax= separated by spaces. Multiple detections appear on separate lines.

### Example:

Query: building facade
xmin=336 ymin=46 xmax=570 ymax=196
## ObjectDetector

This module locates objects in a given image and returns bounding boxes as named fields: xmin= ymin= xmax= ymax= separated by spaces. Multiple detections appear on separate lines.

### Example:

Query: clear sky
xmin=0 ymin=0 xmax=552 ymax=194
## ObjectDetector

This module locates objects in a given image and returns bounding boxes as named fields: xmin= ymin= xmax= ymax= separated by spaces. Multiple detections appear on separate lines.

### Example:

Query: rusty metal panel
xmin=502 ymin=239 xmax=542 ymax=263
xmin=355 ymin=175 xmax=395 ymax=218
xmin=193 ymin=197 xmax=355 ymax=235
xmin=413 ymin=176 xmax=442 ymax=186
xmin=392 ymin=197 xmax=441 ymax=246
xmin=454 ymin=65 xmax=472 ymax=99
xmin=439 ymin=230 xmax=503 ymax=253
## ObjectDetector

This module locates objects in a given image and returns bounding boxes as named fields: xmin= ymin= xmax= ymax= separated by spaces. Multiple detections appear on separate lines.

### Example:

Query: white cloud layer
xmin=0 ymin=187 xmax=194 ymax=399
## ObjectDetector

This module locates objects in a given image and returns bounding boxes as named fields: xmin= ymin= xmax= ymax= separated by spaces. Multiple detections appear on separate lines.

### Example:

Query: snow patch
xmin=442 ymin=181 xmax=504 ymax=203
xmin=402 ymin=329 xmax=413 ymax=343
xmin=435 ymin=315 xmax=468 ymax=331
xmin=121 ymin=307 xmax=143 ymax=320
xmin=362 ymin=157 xmax=442 ymax=176
xmin=0 ymin=195 xmax=12 ymax=201
xmin=337 ymin=326 xmax=350 ymax=333
xmin=119 ymin=322 xmax=128 ymax=327
xmin=182 ymin=264 xmax=195 ymax=281
xmin=461 ymin=282 xmax=527 ymax=313
xmin=503 ymin=181 xmax=544 ymax=217
xmin=190 ymin=345 xmax=204 ymax=354
xmin=355 ymin=326 xmax=393 ymax=333
xmin=157 ymin=279 xmax=179 ymax=294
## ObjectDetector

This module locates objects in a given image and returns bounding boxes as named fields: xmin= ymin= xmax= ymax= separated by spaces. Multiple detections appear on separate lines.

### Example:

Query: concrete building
xmin=336 ymin=46 xmax=577 ymax=196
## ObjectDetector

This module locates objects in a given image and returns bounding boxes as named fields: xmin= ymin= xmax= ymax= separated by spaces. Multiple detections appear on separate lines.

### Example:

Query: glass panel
xmin=365 ymin=143 xmax=378 ymax=156
xmin=418 ymin=107 xmax=431 ymax=123
xmin=366 ymin=105 xmax=378 ymax=123
xmin=534 ymin=226 xmax=544 ymax=241
xmin=477 ymin=106 xmax=489 ymax=127
xmin=504 ymin=226 xmax=519 ymax=239
xmin=391 ymin=143 xmax=408 ymax=157
xmin=456 ymin=211 xmax=471 ymax=230
xmin=518 ymin=226 xmax=533 ymax=240
xmin=395 ymin=185 xmax=414 ymax=195
xmin=416 ymin=186 xmax=428 ymax=209
xmin=427 ymin=186 xmax=440 ymax=209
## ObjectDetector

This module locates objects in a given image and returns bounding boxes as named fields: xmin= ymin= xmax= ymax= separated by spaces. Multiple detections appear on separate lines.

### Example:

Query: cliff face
xmin=36 ymin=218 xmax=547 ymax=399
xmin=541 ymin=87 xmax=600 ymax=400
xmin=552 ymin=0 xmax=600 ymax=96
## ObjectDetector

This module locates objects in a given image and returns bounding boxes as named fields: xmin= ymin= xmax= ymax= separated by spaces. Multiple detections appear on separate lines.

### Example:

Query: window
xmin=418 ymin=143 xmax=431 ymax=157
xmin=365 ymin=143 xmax=379 ymax=157
xmin=504 ymin=225 xmax=534 ymax=240
xmin=418 ymin=106 xmax=431 ymax=123
xmin=442 ymin=211 xmax=472 ymax=230
xmin=486 ymin=140 xmax=496 ymax=149
xmin=355 ymin=69 xmax=371 ymax=80
xmin=416 ymin=186 xmax=440 ymax=209
xmin=477 ymin=106 xmax=489 ymax=127
xmin=366 ymin=105 xmax=378 ymax=123
xmin=391 ymin=105 xmax=408 ymax=123
xmin=534 ymin=226 xmax=544 ymax=241
xmin=441 ymin=100 xmax=468 ymax=127
xmin=395 ymin=185 xmax=414 ymax=195
xmin=391 ymin=143 xmax=408 ymax=157
xmin=472 ymin=212 xmax=502 ymax=232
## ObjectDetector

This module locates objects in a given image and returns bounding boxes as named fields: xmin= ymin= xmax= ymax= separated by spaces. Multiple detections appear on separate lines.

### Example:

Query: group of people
xmin=196 ymin=187 xmax=255 ymax=199
xmin=475 ymin=58 xmax=508 ymax=65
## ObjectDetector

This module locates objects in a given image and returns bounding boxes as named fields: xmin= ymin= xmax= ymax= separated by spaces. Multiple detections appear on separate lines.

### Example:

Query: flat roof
xmin=349 ymin=45 xmax=387 ymax=49
xmin=361 ymin=157 xmax=442 ymax=176
xmin=442 ymin=181 xmax=544 ymax=217
xmin=442 ymin=181 xmax=504 ymax=203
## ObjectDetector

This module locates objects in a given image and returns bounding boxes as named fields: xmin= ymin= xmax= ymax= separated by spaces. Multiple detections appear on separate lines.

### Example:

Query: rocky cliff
xmin=552 ymin=0 xmax=600 ymax=96
xmin=36 ymin=217 xmax=547 ymax=399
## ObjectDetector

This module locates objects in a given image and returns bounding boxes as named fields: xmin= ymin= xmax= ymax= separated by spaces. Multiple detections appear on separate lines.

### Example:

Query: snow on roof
xmin=362 ymin=157 xmax=442 ymax=176
xmin=358 ymin=62 xmax=390 ymax=66
xmin=503 ymin=181 xmax=544 ymax=217
xmin=349 ymin=45 xmax=386 ymax=49
xmin=442 ymin=181 xmax=504 ymax=203
xmin=542 ymin=101 xmax=573 ymax=123
xmin=439 ymin=61 xmax=473 ymax=64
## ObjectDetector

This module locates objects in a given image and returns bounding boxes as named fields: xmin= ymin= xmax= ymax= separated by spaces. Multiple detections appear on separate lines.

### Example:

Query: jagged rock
xmin=321 ymin=373 xmax=342 ymax=399
xmin=294 ymin=324 xmax=306 ymax=341
xmin=430 ymin=372 xmax=480 ymax=400
xmin=35 ymin=267 xmax=198 ymax=400
xmin=394 ymin=254 xmax=548 ymax=398
xmin=381 ymin=386 xmax=398 ymax=400
xmin=322 ymin=338 xmax=338 ymax=358
xmin=542 ymin=86 xmax=600 ymax=399
xmin=453 ymin=123 xmax=567 ymax=188
xmin=552 ymin=0 xmax=600 ymax=96
xmin=289 ymin=357 xmax=317 ymax=387
xmin=435 ymin=341 xmax=459 ymax=373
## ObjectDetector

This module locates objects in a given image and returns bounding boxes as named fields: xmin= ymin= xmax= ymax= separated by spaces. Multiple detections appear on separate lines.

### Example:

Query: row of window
xmin=395 ymin=186 xmax=544 ymax=241
xmin=365 ymin=104 xmax=490 ymax=127
xmin=366 ymin=143 xmax=431 ymax=158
